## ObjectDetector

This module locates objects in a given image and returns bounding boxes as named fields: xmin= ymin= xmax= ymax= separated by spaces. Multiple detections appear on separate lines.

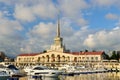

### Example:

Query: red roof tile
xmin=71 ymin=51 xmax=104 ymax=55
xmin=18 ymin=51 xmax=104 ymax=56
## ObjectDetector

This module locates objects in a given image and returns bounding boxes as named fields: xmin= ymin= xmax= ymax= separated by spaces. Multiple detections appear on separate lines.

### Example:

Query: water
xmin=59 ymin=72 xmax=120 ymax=80
xmin=4 ymin=72 xmax=120 ymax=80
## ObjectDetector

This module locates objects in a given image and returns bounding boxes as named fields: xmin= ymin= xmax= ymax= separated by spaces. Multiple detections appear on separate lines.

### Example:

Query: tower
xmin=47 ymin=19 xmax=66 ymax=52
xmin=54 ymin=19 xmax=63 ymax=47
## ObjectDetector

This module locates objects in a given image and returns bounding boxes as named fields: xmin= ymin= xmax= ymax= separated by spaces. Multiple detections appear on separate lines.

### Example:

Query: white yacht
xmin=24 ymin=65 xmax=63 ymax=77
xmin=0 ymin=64 xmax=23 ymax=77
xmin=58 ymin=64 xmax=86 ymax=75
xmin=0 ymin=68 xmax=11 ymax=77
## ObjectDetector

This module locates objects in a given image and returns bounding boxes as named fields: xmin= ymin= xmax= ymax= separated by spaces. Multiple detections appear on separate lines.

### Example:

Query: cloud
xmin=59 ymin=0 xmax=89 ymax=27
xmin=105 ymin=13 xmax=119 ymax=20
xmin=113 ymin=26 xmax=120 ymax=30
xmin=0 ymin=14 xmax=23 ymax=36
xmin=2 ymin=0 xmax=89 ymax=27
xmin=59 ymin=0 xmax=88 ymax=17
xmin=0 ymin=0 xmax=41 ymax=6
xmin=0 ymin=12 xmax=24 ymax=57
xmin=77 ymin=18 xmax=88 ymax=26
xmin=91 ymin=0 xmax=120 ymax=8
xmin=0 ymin=11 xmax=3 ymax=17
xmin=28 ymin=22 xmax=55 ymax=39
xmin=26 ymin=21 xmax=76 ymax=52
xmin=84 ymin=28 xmax=120 ymax=50
xmin=32 ymin=2 xmax=58 ymax=19
xmin=1 ymin=0 xmax=120 ymax=57
xmin=22 ymin=22 xmax=56 ymax=52
xmin=14 ymin=0 xmax=58 ymax=22
xmin=14 ymin=5 xmax=35 ymax=22
xmin=91 ymin=0 xmax=117 ymax=7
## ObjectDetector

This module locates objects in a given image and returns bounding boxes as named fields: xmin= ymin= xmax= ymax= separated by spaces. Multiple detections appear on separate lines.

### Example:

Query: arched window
xmin=67 ymin=56 xmax=70 ymax=62
xmin=38 ymin=57 xmax=40 ymax=62
xmin=46 ymin=55 xmax=49 ymax=62
xmin=51 ymin=54 xmax=55 ymax=62
xmin=74 ymin=57 xmax=77 ymax=62
xmin=62 ymin=56 xmax=65 ymax=62
xmin=57 ymin=55 xmax=60 ymax=62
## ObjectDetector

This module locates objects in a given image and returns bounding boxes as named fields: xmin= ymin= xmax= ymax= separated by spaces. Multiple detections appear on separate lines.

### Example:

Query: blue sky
xmin=0 ymin=0 xmax=120 ymax=57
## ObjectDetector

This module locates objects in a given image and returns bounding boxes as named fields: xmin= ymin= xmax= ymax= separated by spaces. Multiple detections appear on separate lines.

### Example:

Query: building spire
xmin=57 ymin=17 xmax=60 ymax=37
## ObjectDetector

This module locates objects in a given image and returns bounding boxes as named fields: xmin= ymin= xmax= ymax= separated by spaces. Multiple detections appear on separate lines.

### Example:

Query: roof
xmin=18 ymin=53 xmax=40 ymax=56
xmin=18 ymin=51 xmax=104 ymax=56
xmin=71 ymin=51 xmax=104 ymax=55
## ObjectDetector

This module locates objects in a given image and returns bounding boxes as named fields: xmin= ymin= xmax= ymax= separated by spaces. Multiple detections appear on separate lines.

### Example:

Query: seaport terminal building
xmin=16 ymin=21 xmax=107 ymax=68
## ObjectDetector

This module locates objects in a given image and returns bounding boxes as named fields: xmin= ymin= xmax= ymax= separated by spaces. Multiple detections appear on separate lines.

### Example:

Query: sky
xmin=0 ymin=0 xmax=120 ymax=57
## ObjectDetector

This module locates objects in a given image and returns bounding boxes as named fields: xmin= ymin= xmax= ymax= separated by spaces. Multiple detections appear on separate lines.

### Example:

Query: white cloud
xmin=59 ymin=0 xmax=88 ymax=17
xmin=2 ymin=0 xmax=89 ymax=27
xmin=14 ymin=5 xmax=35 ymax=22
xmin=0 ymin=0 xmax=40 ymax=6
xmin=14 ymin=0 xmax=57 ymax=22
xmin=0 ymin=12 xmax=24 ymax=56
xmin=0 ymin=12 xmax=3 ymax=18
xmin=23 ymin=22 xmax=56 ymax=52
xmin=83 ymin=34 xmax=96 ymax=48
xmin=84 ymin=29 xmax=120 ymax=50
xmin=105 ymin=13 xmax=119 ymax=20
xmin=28 ymin=22 xmax=55 ymax=39
xmin=0 ymin=16 xmax=23 ymax=36
xmin=113 ymin=26 xmax=120 ymax=30
xmin=58 ymin=0 xmax=89 ymax=27
xmin=32 ymin=2 xmax=58 ymax=19
xmin=1 ymin=0 xmax=120 ymax=56
xmin=77 ymin=18 xmax=88 ymax=26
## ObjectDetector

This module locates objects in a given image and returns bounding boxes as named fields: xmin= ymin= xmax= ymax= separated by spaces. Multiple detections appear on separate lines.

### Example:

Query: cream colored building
xmin=16 ymin=21 xmax=106 ymax=67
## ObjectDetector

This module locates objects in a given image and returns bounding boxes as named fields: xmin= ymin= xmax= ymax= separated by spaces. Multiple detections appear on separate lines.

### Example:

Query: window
xmin=91 ymin=57 xmax=94 ymax=60
xmin=82 ymin=57 xmax=85 ymax=59
xmin=95 ymin=57 xmax=98 ymax=61
xmin=87 ymin=57 xmax=89 ymax=60
xmin=19 ymin=58 xmax=21 ymax=61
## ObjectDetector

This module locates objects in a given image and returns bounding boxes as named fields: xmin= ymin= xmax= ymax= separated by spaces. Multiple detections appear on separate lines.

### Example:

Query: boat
xmin=59 ymin=64 xmax=109 ymax=75
xmin=0 ymin=64 xmax=24 ymax=77
xmin=24 ymin=65 xmax=63 ymax=77
xmin=59 ymin=64 xmax=86 ymax=75
xmin=7 ymin=65 xmax=25 ymax=77
xmin=0 ymin=65 xmax=14 ymax=77
xmin=0 ymin=68 xmax=10 ymax=77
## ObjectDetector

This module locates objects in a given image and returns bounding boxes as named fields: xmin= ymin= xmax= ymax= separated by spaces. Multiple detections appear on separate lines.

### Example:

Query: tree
xmin=43 ymin=50 xmax=47 ymax=53
xmin=103 ymin=53 xmax=110 ymax=60
xmin=116 ymin=51 xmax=120 ymax=60
xmin=92 ymin=50 xmax=96 ymax=52
xmin=110 ymin=51 xmax=117 ymax=60
xmin=85 ymin=49 xmax=88 ymax=52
